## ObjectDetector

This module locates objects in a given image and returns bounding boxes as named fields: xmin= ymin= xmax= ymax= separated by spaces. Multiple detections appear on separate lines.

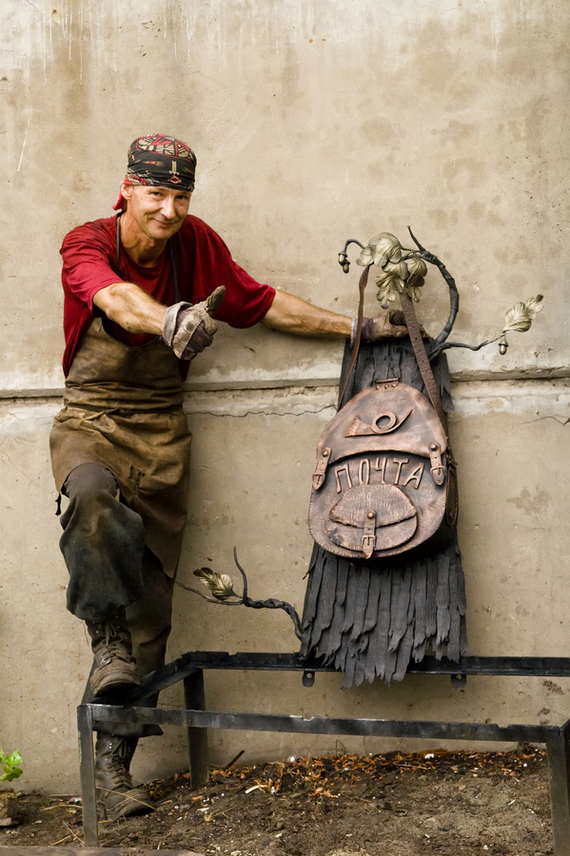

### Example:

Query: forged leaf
xmin=356 ymin=245 xmax=375 ymax=268
xmin=405 ymin=255 xmax=427 ymax=293
xmin=503 ymin=301 xmax=532 ymax=333
xmin=193 ymin=568 xmax=238 ymax=601
xmin=375 ymin=261 xmax=407 ymax=306
xmin=503 ymin=295 xmax=544 ymax=334
xmin=407 ymin=284 xmax=423 ymax=303
xmin=525 ymin=294 xmax=544 ymax=319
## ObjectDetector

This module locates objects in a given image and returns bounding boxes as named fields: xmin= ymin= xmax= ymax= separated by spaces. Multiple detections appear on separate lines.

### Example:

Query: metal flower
xmin=356 ymin=233 xmax=403 ymax=269
xmin=193 ymin=568 xmax=239 ymax=601
xmin=354 ymin=232 xmax=427 ymax=307
xmin=376 ymin=254 xmax=428 ymax=309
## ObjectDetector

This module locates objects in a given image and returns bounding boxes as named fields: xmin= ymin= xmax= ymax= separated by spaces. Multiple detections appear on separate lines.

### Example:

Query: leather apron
xmin=49 ymin=319 xmax=192 ymax=577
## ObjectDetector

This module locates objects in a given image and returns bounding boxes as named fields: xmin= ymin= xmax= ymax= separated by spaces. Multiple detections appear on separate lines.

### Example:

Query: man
xmin=50 ymin=133 xmax=406 ymax=820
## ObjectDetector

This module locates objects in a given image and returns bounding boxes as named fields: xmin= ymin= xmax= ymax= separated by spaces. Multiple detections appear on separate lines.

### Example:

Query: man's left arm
xmin=262 ymin=290 xmax=408 ymax=340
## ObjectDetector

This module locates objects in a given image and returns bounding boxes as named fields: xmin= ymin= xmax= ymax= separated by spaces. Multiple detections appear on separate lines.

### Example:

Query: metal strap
xmin=398 ymin=290 xmax=447 ymax=432
xmin=338 ymin=267 xmax=448 ymax=442
xmin=338 ymin=264 xmax=369 ymax=407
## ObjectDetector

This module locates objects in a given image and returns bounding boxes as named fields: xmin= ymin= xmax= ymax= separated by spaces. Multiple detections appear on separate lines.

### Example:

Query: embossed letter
xmin=392 ymin=457 xmax=409 ymax=485
xmin=374 ymin=456 xmax=387 ymax=484
xmin=335 ymin=464 xmax=353 ymax=493
xmin=359 ymin=458 xmax=370 ymax=486
xmin=402 ymin=463 xmax=424 ymax=488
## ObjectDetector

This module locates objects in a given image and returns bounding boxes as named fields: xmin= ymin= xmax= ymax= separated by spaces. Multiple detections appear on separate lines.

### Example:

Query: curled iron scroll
xmin=406 ymin=227 xmax=459 ymax=350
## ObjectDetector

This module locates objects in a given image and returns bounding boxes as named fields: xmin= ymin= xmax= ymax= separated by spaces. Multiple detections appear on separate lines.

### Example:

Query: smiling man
xmin=49 ymin=133 xmax=406 ymax=821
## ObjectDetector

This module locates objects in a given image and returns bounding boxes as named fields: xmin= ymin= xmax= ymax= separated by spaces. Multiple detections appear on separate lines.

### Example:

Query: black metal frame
xmin=78 ymin=651 xmax=570 ymax=853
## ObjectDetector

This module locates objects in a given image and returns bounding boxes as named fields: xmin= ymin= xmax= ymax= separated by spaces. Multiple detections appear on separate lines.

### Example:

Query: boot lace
xmin=98 ymin=621 xmax=134 ymax=666
xmin=102 ymin=738 xmax=135 ymax=790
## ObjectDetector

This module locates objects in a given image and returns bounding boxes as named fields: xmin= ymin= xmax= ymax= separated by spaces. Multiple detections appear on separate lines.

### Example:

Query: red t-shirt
xmin=60 ymin=214 xmax=276 ymax=377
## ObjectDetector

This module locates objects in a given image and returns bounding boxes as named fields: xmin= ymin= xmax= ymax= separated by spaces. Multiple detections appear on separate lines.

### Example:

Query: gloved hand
xmin=351 ymin=309 xmax=409 ymax=345
xmin=162 ymin=286 xmax=226 ymax=360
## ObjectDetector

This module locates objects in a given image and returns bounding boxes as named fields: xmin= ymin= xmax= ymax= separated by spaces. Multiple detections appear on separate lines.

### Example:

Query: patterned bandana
xmin=113 ymin=133 xmax=197 ymax=210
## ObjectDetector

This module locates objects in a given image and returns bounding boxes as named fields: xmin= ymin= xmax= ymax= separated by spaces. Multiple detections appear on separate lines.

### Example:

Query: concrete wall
xmin=1 ymin=0 xmax=569 ymax=792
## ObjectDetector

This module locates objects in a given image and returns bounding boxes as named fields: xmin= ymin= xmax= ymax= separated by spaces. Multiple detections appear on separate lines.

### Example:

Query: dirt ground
xmin=0 ymin=745 xmax=554 ymax=855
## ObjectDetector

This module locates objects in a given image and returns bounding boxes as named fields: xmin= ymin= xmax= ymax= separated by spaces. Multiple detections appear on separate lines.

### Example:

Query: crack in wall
xmin=187 ymin=405 xmax=336 ymax=419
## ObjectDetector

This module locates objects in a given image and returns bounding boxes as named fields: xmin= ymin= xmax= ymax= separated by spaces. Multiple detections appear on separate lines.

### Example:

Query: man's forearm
xmin=93 ymin=282 xmax=167 ymax=335
xmin=263 ymin=290 xmax=351 ymax=338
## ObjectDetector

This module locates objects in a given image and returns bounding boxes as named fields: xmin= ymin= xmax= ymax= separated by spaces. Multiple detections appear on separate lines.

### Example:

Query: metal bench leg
xmin=184 ymin=668 xmax=209 ymax=789
xmin=77 ymin=704 xmax=98 ymax=847
xmin=546 ymin=721 xmax=570 ymax=856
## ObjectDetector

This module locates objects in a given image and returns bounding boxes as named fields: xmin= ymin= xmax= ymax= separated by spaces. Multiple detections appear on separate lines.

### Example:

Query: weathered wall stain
xmin=505 ymin=487 xmax=552 ymax=515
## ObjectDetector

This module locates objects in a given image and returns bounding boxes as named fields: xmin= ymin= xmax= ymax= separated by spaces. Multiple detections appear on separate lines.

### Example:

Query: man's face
xmin=122 ymin=185 xmax=192 ymax=241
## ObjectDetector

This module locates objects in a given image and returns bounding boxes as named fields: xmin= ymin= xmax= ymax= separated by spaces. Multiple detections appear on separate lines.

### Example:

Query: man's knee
xmin=59 ymin=463 xmax=147 ymax=623
xmin=62 ymin=462 xmax=118 ymax=503
xmin=59 ymin=462 xmax=145 ymax=561
xmin=59 ymin=463 xmax=135 ymax=533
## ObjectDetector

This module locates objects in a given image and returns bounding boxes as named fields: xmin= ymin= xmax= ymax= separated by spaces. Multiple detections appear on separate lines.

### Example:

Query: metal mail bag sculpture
xmin=309 ymin=377 xmax=458 ymax=560
xmin=179 ymin=228 xmax=543 ymax=688
xmin=299 ymin=229 xmax=542 ymax=686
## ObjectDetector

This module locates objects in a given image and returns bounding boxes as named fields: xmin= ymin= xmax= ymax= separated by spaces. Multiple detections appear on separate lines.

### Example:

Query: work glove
xmin=351 ymin=309 xmax=409 ymax=346
xmin=162 ymin=286 xmax=226 ymax=360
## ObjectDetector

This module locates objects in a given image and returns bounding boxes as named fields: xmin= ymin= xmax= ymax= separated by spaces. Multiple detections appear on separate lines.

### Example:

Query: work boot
xmin=86 ymin=608 xmax=140 ymax=696
xmin=94 ymin=734 xmax=153 ymax=820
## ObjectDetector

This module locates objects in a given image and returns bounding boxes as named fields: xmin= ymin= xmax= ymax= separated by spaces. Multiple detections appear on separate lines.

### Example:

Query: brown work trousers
xmin=50 ymin=320 xmax=192 ymax=735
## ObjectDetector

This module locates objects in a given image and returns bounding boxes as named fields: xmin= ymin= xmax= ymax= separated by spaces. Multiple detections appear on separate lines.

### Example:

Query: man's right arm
xmin=92 ymin=282 xmax=167 ymax=336
xmin=93 ymin=281 xmax=223 ymax=361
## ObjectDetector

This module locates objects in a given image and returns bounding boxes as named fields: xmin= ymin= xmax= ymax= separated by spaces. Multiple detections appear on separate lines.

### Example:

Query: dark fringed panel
xmin=298 ymin=338 xmax=469 ymax=687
